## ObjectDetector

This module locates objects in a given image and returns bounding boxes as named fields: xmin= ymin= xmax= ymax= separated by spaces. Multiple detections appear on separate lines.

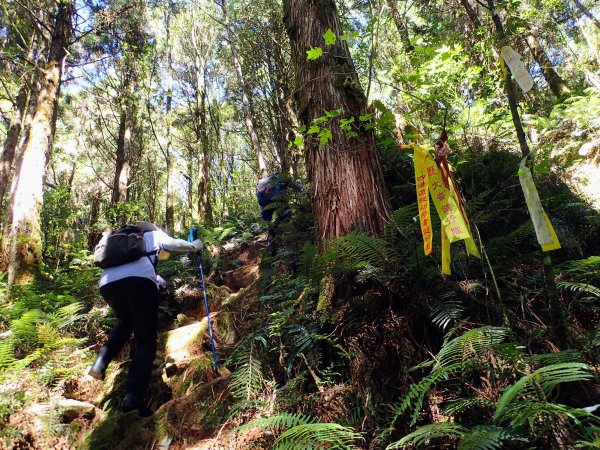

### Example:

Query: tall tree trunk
xmin=220 ymin=0 xmax=268 ymax=178
xmin=386 ymin=0 xmax=413 ymax=52
xmin=526 ymin=34 xmax=571 ymax=98
xmin=111 ymin=106 xmax=133 ymax=209
xmin=1 ymin=1 xmax=73 ymax=284
xmin=164 ymin=2 xmax=175 ymax=233
xmin=284 ymin=0 xmax=391 ymax=242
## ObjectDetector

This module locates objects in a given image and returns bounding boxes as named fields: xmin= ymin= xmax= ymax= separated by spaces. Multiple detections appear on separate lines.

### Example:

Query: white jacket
xmin=99 ymin=229 xmax=201 ymax=287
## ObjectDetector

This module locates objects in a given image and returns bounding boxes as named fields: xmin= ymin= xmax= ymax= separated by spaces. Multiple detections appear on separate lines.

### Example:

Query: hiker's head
xmin=135 ymin=221 xmax=158 ymax=232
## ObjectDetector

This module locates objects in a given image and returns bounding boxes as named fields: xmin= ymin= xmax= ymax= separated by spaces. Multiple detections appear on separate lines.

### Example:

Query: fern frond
xmin=11 ymin=309 xmax=46 ymax=345
xmin=298 ymin=243 xmax=322 ymax=283
xmin=557 ymin=282 xmax=600 ymax=298
xmin=237 ymin=412 xmax=312 ymax=433
xmin=561 ymin=256 xmax=600 ymax=276
xmin=337 ymin=231 xmax=399 ymax=267
xmin=431 ymin=300 xmax=466 ymax=331
xmin=494 ymin=363 xmax=594 ymax=421
xmin=434 ymin=327 xmax=509 ymax=370
xmin=228 ymin=337 xmax=266 ymax=401
xmin=274 ymin=422 xmax=363 ymax=450
xmin=392 ymin=362 xmax=463 ymax=426
xmin=0 ymin=340 xmax=15 ymax=370
xmin=443 ymin=397 xmax=495 ymax=416
xmin=526 ymin=349 xmax=583 ymax=365
xmin=502 ymin=400 xmax=600 ymax=430
xmin=386 ymin=422 xmax=466 ymax=449
xmin=384 ymin=204 xmax=419 ymax=239
xmin=457 ymin=425 xmax=519 ymax=450
xmin=48 ymin=302 xmax=84 ymax=329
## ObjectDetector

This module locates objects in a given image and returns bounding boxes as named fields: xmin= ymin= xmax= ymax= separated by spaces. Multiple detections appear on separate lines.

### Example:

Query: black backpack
xmin=93 ymin=225 xmax=157 ymax=269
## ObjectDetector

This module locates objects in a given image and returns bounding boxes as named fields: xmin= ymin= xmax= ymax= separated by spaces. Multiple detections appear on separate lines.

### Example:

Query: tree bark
xmin=386 ymin=0 xmax=413 ymax=52
xmin=164 ymin=3 xmax=175 ymax=233
xmin=220 ymin=0 xmax=268 ymax=178
xmin=284 ymin=0 xmax=391 ymax=242
xmin=111 ymin=107 xmax=133 ymax=209
xmin=526 ymin=34 xmax=570 ymax=98
xmin=1 ymin=1 xmax=73 ymax=284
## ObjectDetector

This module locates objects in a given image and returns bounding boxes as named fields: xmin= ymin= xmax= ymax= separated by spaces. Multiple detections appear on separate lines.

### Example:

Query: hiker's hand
xmin=192 ymin=239 xmax=204 ymax=252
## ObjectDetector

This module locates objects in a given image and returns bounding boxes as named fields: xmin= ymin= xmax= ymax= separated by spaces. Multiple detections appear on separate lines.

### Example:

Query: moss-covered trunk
xmin=1 ymin=1 xmax=73 ymax=285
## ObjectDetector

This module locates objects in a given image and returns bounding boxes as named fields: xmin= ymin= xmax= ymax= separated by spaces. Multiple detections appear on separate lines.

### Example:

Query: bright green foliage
xmin=227 ymin=335 xmax=267 ymax=401
xmin=385 ymin=326 xmax=598 ymax=449
xmin=323 ymin=28 xmax=336 ymax=46
xmin=494 ymin=363 xmax=594 ymax=421
xmin=306 ymin=46 xmax=323 ymax=60
xmin=274 ymin=422 xmax=363 ymax=449
xmin=386 ymin=422 xmax=466 ymax=449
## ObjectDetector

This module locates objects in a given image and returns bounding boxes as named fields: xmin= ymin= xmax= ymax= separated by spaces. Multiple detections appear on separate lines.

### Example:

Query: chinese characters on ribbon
xmin=412 ymin=145 xmax=480 ymax=275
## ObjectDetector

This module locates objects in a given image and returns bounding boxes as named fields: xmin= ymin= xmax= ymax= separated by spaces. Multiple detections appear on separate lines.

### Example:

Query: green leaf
xmin=323 ymin=28 xmax=336 ymax=46
xmin=306 ymin=46 xmax=323 ymax=60
xmin=339 ymin=117 xmax=355 ymax=130
xmin=325 ymin=108 xmax=341 ymax=118
xmin=293 ymin=135 xmax=304 ymax=147
xmin=307 ymin=125 xmax=320 ymax=135
xmin=313 ymin=115 xmax=329 ymax=125
xmin=318 ymin=128 xmax=332 ymax=146
xmin=359 ymin=113 xmax=373 ymax=122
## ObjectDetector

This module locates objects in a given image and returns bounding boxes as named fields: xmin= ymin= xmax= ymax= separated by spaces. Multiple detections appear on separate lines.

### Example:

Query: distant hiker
xmin=256 ymin=173 xmax=301 ymax=241
xmin=88 ymin=221 xmax=203 ymax=416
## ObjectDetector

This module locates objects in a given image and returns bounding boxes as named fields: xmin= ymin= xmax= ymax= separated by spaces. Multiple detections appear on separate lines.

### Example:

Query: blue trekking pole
xmin=189 ymin=227 xmax=219 ymax=373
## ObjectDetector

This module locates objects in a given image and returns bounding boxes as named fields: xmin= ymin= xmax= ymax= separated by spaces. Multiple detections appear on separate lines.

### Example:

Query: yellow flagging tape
xmin=413 ymin=145 xmax=480 ymax=275
xmin=518 ymin=156 xmax=561 ymax=252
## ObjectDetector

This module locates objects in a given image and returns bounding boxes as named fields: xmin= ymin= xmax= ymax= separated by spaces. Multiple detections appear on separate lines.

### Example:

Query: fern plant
xmin=386 ymin=422 xmax=466 ymax=449
xmin=238 ymin=413 xmax=363 ymax=449
xmin=227 ymin=334 xmax=267 ymax=401
xmin=385 ymin=326 xmax=598 ymax=450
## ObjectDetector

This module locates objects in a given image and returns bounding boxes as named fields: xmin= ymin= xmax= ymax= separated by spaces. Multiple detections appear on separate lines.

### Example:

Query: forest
xmin=0 ymin=0 xmax=599 ymax=448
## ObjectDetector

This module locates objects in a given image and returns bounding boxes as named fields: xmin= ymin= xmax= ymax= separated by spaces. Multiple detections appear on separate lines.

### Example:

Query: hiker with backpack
xmin=89 ymin=221 xmax=203 ymax=416
xmin=256 ymin=173 xmax=301 ymax=242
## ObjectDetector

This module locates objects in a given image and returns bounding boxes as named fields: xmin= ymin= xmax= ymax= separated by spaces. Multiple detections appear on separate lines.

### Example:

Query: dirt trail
xmin=3 ymin=237 xmax=267 ymax=450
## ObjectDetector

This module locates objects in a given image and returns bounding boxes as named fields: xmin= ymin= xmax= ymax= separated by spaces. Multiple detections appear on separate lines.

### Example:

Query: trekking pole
xmin=189 ymin=228 xmax=219 ymax=373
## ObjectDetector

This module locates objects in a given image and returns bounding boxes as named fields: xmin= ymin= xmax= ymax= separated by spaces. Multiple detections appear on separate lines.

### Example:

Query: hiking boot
xmin=88 ymin=354 xmax=108 ymax=381
xmin=121 ymin=392 xmax=154 ymax=417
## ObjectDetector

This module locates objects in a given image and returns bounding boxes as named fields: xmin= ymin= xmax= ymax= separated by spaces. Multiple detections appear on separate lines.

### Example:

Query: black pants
xmin=99 ymin=277 xmax=160 ymax=398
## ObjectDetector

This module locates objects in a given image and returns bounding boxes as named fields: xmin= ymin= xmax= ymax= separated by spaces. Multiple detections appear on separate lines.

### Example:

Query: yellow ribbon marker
xmin=518 ymin=156 xmax=561 ymax=252
xmin=412 ymin=145 xmax=480 ymax=274
xmin=414 ymin=145 xmax=433 ymax=255
xmin=441 ymin=222 xmax=451 ymax=275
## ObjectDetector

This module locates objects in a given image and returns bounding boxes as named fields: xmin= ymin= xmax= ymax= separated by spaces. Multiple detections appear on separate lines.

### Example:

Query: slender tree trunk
xmin=284 ymin=0 xmax=391 ymax=242
xmin=571 ymin=0 xmax=600 ymax=30
xmin=386 ymin=0 xmax=413 ymax=52
xmin=220 ymin=0 xmax=268 ymax=178
xmin=526 ymin=34 xmax=570 ymax=98
xmin=164 ymin=3 xmax=175 ymax=233
xmin=488 ymin=0 xmax=566 ymax=345
xmin=111 ymin=107 xmax=133 ymax=209
xmin=1 ymin=1 xmax=73 ymax=284
xmin=460 ymin=0 xmax=482 ymax=27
